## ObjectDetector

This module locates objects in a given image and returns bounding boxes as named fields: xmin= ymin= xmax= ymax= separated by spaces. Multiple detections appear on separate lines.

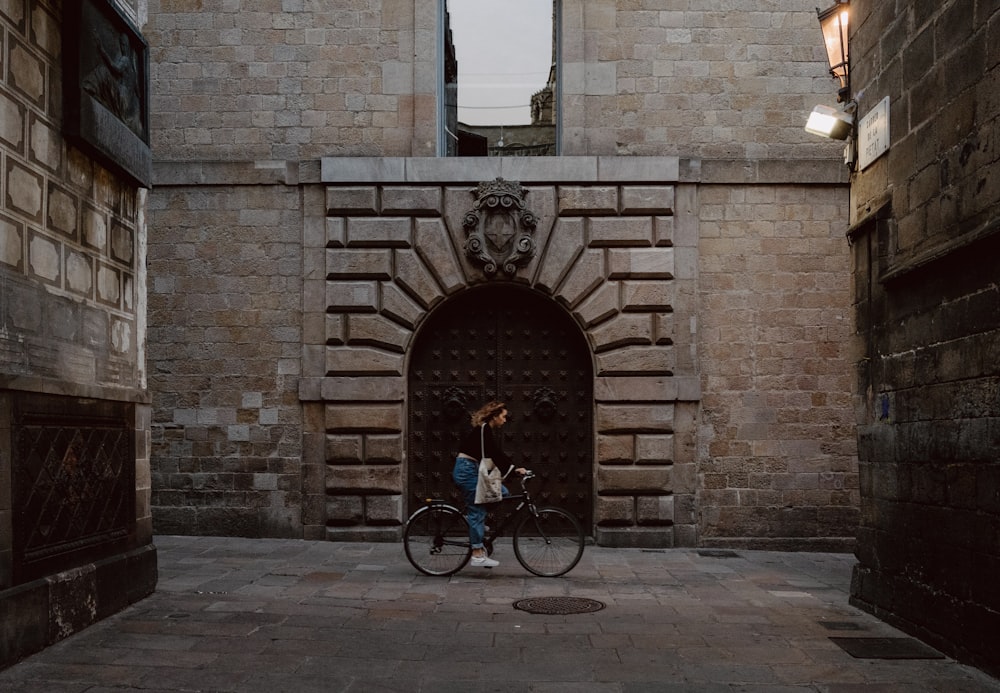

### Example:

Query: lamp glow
xmin=817 ymin=1 xmax=850 ymax=102
xmin=805 ymin=104 xmax=853 ymax=140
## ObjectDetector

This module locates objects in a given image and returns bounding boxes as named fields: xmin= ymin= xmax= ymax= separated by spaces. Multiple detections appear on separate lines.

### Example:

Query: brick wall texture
xmin=143 ymin=0 xmax=860 ymax=549
xmin=848 ymin=0 xmax=1000 ymax=678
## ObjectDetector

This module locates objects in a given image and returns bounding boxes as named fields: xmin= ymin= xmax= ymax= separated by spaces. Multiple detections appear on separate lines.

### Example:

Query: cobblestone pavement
xmin=2 ymin=536 xmax=998 ymax=692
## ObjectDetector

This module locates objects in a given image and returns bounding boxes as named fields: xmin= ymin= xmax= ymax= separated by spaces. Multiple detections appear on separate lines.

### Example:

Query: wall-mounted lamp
xmin=817 ymin=0 xmax=850 ymax=102
xmin=807 ymin=1 xmax=855 ymax=167
xmin=805 ymin=104 xmax=853 ymax=140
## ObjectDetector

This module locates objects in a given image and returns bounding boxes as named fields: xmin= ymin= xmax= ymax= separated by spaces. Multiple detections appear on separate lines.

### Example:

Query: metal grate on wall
xmin=11 ymin=393 xmax=135 ymax=585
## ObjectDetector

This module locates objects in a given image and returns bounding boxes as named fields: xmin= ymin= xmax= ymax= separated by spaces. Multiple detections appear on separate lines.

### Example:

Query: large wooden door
xmin=407 ymin=285 xmax=593 ymax=531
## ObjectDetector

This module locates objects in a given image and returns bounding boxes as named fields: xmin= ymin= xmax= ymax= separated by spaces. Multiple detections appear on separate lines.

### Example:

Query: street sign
xmin=858 ymin=96 xmax=890 ymax=171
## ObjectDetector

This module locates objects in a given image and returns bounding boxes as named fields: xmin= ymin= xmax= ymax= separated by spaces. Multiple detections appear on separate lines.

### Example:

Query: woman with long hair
xmin=452 ymin=400 xmax=526 ymax=568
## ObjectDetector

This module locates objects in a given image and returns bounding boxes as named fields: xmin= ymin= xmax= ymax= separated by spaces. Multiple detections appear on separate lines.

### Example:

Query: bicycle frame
xmin=404 ymin=471 xmax=585 ymax=577
xmin=483 ymin=494 xmax=529 ymax=545
xmin=481 ymin=474 xmax=548 ymax=549
xmin=418 ymin=475 xmax=539 ymax=550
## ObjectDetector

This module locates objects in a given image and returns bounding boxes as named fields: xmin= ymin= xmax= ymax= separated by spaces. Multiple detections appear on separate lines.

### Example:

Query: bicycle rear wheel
xmin=513 ymin=507 xmax=585 ymax=577
xmin=403 ymin=504 xmax=471 ymax=576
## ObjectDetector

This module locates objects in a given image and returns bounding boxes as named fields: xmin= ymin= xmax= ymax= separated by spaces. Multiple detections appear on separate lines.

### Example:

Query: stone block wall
xmin=145 ymin=0 xmax=846 ymax=161
xmin=149 ymin=158 xmax=699 ymax=547
xmin=697 ymin=173 xmax=857 ymax=551
xmin=561 ymin=0 xmax=843 ymax=159
xmin=848 ymin=0 xmax=1000 ymax=678
xmin=143 ymin=0 xmax=859 ymax=550
xmin=1 ymin=0 xmax=155 ymax=670
xmin=147 ymin=156 xmax=857 ymax=550
xmin=2 ymin=1 xmax=142 ymax=391
xmin=147 ymin=163 xmax=304 ymax=538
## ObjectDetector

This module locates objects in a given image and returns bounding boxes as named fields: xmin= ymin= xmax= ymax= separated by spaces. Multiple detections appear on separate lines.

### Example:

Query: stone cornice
xmin=0 ymin=376 xmax=151 ymax=404
xmin=152 ymin=157 xmax=849 ymax=187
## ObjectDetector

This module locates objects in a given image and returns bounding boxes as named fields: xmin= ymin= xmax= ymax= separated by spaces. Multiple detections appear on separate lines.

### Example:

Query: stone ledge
xmin=322 ymin=157 xmax=683 ymax=183
xmin=154 ymin=157 xmax=848 ymax=186
xmin=696 ymin=158 xmax=849 ymax=185
xmin=0 ymin=378 xmax=151 ymax=404
xmin=153 ymin=160 xmax=299 ymax=186
xmin=879 ymin=216 xmax=1000 ymax=285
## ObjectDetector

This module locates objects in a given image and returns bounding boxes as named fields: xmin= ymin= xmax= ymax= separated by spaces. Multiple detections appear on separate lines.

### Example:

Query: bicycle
xmin=403 ymin=471 xmax=585 ymax=577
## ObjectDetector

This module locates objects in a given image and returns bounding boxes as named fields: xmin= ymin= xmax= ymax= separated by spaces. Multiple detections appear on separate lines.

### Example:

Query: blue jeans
xmin=452 ymin=456 xmax=508 ymax=550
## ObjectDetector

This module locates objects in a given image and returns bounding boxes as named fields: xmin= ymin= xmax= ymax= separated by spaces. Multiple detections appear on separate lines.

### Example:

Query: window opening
xmin=442 ymin=0 xmax=558 ymax=157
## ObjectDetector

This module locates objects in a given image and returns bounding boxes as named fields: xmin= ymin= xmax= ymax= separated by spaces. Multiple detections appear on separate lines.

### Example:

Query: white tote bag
xmin=474 ymin=424 xmax=503 ymax=504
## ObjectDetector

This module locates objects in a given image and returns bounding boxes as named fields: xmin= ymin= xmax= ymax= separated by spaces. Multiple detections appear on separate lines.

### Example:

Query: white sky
xmin=447 ymin=0 xmax=554 ymax=125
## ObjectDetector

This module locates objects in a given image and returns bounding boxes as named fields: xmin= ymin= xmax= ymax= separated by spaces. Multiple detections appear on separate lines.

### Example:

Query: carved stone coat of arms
xmin=462 ymin=178 xmax=538 ymax=277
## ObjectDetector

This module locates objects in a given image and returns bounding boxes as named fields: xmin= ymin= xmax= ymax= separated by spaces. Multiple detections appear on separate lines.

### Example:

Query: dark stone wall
xmin=0 ymin=0 xmax=156 ymax=670
xmin=849 ymin=0 xmax=1000 ymax=678
xmin=851 ymin=229 xmax=1000 ymax=674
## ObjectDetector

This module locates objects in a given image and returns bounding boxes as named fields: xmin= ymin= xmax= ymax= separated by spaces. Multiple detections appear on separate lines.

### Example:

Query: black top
xmin=458 ymin=424 xmax=515 ymax=476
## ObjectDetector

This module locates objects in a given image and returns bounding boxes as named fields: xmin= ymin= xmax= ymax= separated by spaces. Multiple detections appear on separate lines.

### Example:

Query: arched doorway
xmin=407 ymin=285 xmax=593 ymax=532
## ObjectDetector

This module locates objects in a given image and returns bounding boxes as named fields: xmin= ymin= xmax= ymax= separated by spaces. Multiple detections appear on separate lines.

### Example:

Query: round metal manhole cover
xmin=513 ymin=597 xmax=606 ymax=615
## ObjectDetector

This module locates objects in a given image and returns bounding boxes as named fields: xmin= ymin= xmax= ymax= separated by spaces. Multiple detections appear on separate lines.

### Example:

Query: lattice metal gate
xmin=407 ymin=285 xmax=593 ymax=531
xmin=10 ymin=393 xmax=134 ymax=585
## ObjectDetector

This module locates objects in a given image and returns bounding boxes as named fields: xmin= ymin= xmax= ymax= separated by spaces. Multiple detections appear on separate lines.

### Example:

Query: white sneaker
xmin=471 ymin=555 xmax=499 ymax=568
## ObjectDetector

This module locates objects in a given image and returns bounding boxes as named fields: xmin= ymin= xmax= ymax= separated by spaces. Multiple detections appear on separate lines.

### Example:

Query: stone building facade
xmin=0 ymin=0 xmax=156 ymax=668
xmin=144 ymin=1 xmax=860 ymax=551
xmin=847 ymin=0 xmax=1000 ymax=677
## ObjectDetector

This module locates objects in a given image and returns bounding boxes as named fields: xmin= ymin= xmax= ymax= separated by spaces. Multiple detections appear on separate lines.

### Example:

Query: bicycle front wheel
xmin=403 ymin=504 xmax=471 ymax=576
xmin=513 ymin=507 xmax=585 ymax=577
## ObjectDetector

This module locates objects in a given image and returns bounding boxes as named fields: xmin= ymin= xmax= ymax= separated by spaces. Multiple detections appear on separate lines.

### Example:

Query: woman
xmin=452 ymin=400 xmax=526 ymax=568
